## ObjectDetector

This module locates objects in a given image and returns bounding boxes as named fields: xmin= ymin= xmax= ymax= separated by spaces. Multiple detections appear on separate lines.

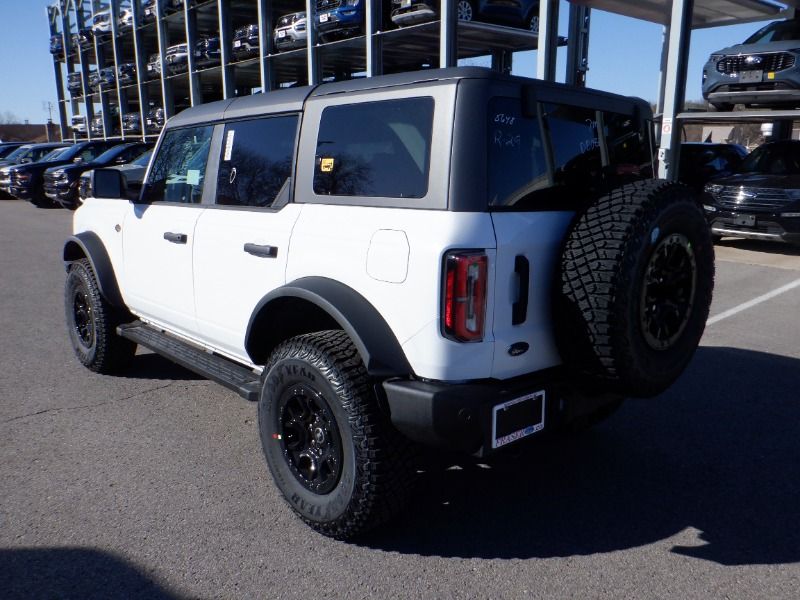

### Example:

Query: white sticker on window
xmin=186 ymin=169 xmax=200 ymax=185
xmin=224 ymin=130 xmax=235 ymax=161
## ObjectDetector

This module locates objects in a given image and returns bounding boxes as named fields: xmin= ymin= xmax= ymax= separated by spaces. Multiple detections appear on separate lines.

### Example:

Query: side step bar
xmin=117 ymin=322 xmax=261 ymax=401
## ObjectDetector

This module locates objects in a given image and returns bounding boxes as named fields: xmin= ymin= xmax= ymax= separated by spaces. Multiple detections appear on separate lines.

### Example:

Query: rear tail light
xmin=443 ymin=251 xmax=488 ymax=342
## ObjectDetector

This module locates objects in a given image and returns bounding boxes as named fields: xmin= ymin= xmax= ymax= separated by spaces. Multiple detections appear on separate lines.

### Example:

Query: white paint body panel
xmin=367 ymin=229 xmax=409 ymax=284
xmin=287 ymin=204 xmax=498 ymax=381
xmin=489 ymin=211 xmax=574 ymax=379
xmin=192 ymin=205 xmax=304 ymax=360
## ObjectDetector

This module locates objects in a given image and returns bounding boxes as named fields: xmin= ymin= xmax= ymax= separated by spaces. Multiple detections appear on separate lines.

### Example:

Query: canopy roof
xmin=569 ymin=0 xmax=797 ymax=29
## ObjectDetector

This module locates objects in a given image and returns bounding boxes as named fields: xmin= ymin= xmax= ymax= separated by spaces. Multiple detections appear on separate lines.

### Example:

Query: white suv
xmin=63 ymin=67 xmax=714 ymax=539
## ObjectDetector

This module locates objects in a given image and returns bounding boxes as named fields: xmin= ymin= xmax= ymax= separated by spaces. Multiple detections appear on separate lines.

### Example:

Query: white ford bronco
xmin=64 ymin=67 xmax=714 ymax=539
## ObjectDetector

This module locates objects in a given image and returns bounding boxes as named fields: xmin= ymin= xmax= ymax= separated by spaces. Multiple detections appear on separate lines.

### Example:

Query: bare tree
xmin=0 ymin=111 xmax=21 ymax=125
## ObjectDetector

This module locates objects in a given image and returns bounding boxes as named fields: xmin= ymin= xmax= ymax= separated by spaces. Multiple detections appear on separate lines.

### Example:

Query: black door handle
xmin=244 ymin=243 xmax=278 ymax=258
xmin=163 ymin=231 xmax=187 ymax=244
xmin=512 ymin=255 xmax=529 ymax=325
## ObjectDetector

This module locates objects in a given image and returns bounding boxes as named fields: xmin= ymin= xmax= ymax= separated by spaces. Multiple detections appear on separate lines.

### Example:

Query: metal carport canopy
xmin=568 ymin=0 xmax=796 ymax=28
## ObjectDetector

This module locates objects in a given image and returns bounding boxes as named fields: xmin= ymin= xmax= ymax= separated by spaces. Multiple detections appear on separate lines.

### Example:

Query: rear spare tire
xmin=556 ymin=180 xmax=714 ymax=398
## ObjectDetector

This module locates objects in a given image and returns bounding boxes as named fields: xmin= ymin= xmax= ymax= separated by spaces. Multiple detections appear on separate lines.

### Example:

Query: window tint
xmin=488 ymin=98 xmax=652 ymax=208
xmin=143 ymin=125 xmax=213 ymax=204
xmin=313 ymin=97 xmax=434 ymax=198
xmin=216 ymin=115 xmax=298 ymax=208
xmin=487 ymin=97 xmax=549 ymax=206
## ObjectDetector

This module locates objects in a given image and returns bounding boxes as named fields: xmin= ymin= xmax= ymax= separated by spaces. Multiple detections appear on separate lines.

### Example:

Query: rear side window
xmin=143 ymin=125 xmax=214 ymax=204
xmin=313 ymin=97 xmax=434 ymax=199
xmin=488 ymin=97 xmax=652 ymax=208
xmin=216 ymin=114 xmax=298 ymax=208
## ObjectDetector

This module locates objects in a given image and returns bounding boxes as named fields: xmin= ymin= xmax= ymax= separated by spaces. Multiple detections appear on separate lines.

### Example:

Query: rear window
xmin=313 ymin=97 xmax=434 ymax=199
xmin=487 ymin=97 xmax=652 ymax=209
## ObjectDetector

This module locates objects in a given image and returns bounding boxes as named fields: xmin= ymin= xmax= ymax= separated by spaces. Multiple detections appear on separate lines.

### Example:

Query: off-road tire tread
xmin=263 ymin=330 xmax=415 ymax=540
xmin=66 ymin=258 xmax=135 ymax=374
xmin=557 ymin=180 xmax=714 ymax=397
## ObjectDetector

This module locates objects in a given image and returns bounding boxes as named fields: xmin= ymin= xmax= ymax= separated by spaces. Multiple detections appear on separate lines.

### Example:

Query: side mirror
xmin=92 ymin=168 xmax=127 ymax=199
xmin=115 ymin=156 xmax=127 ymax=164
xmin=20 ymin=158 xmax=31 ymax=164
xmin=73 ymin=157 xmax=83 ymax=164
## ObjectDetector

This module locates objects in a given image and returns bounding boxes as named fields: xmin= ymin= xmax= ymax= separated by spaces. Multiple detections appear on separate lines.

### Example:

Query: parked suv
xmin=392 ymin=0 xmax=540 ymax=31
xmin=65 ymin=67 xmax=713 ymax=540
xmin=3 ymin=145 xmax=72 ymax=203
xmin=67 ymin=72 xmax=84 ymax=95
xmin=274 ymin=13 xmax=307 ymax=51
xmin=233 ymin=23 xmax=260 ymax=58
xmin=703 ymin=19 xmax=800 ymax=110
xmin=117 ymin=63 xmax=137 ymax=85
xmin=146 ymin=53 xmax=162 ymax=78
xmin=704 ymin=140 xmax=800 ymax=244
xmin=91 ymin=10 xmax=113 ymax=37
xmin=10 ymin=141 xmax=115 ymax=207
xmin=195 ymin=37 xmax=221 ymax=68
xmin=317 ymin=0 xmax=364 ymax=41
xmin=45 ymin=142 xmax=151 ymax=209
xmin=165 ymin=43 xmax=189 ymax=73
xmin=146 ymin=106 xmax=165 ymax=132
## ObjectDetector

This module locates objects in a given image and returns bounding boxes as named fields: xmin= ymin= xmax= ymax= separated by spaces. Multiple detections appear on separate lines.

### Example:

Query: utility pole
xmin=43 ymin=101 xmax=55 ymax=141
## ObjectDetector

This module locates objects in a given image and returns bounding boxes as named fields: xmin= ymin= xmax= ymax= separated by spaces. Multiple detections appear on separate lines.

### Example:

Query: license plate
xmin=233 ymin=40 xmax=241 ymax=47
xmin=491 ymin=391 xmax=545 ymax=449
xmin=277 ymin=30 xmax=286 ymax=38
xmin=734 ymin=213 xmax=757 ymax=227
xmin=740 ymin=70 xmax=762 ymax=84
xmin=320 ymin=13 xmax=329 ymax=22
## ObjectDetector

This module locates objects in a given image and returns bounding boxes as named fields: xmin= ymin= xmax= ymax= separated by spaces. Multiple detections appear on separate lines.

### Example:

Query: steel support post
xmin=656 ymin=25 xmax=669 ymax=115
xmin=60 ymin=2 xmax=78 ymax=124
xmin=657 ymin=0 xmax=693 ymax=180
xmin=155 ymin=1 xmax=175 ymax=119
xmin=51 ymin=6 xmax=69 ymax=140
xmin=305 ymin=0 xmax=320 ymax=85
xmin=109 ymin=0 xmax=128 ymax=138
xmin=218 ymin=0 xmax=234 ymax=99
xmin=536 ymin=0 xmax=559 ymax=81
xmin=366 ymin=0 xmax=382 ymax=77
xmin=440 ymin=0 xmax=456 ymax=68
xmin=565 ymin=3 xmax=590 ymax=87
xmin=185 ymin=3 xmax=202 ymax=105
xmin=76 ymin=1 xmax=95 ymax=138
xmin=491 ymin=50 xmax=513 ymax=75
xmin=91 ymin=1 xmax=113 ymax=140
xmin=257 ymin=0 xmax=275 ymax=91
xmin=131 ymin=0 xmax=150 ymax=141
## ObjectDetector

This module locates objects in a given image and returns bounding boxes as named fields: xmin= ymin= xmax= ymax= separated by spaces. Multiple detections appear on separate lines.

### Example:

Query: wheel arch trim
xmin=62 ymin=232 xmax=125 ymax=309
xmin=245 ymin=277 xmax=413 ymax=378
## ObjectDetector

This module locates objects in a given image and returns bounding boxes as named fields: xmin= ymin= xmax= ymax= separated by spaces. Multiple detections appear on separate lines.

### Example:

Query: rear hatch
xmin=483 ymin=90 xmax=654 ymax=380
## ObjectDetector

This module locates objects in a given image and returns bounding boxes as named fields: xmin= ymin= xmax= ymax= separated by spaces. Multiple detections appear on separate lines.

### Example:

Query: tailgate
xmin=489 ymin=211 xmax=574 ymax=379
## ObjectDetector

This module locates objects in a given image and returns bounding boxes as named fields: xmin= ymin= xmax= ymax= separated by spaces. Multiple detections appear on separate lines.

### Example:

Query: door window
xmin=216 ymin=115 xmax=298 ymax=208
xmin=143 ymin=125 xmax=214 ymax=204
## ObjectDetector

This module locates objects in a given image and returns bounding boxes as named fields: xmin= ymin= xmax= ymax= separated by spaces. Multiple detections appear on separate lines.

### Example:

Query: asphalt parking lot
xmin=1 ymin=200 xmax=799 ymax=599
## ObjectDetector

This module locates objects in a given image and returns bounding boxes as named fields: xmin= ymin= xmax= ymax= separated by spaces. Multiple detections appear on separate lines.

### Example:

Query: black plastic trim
xmin=62 ymin=232 xmax=126 ymax=309
xmin=245 ymin=277 xmax=412 ymax=377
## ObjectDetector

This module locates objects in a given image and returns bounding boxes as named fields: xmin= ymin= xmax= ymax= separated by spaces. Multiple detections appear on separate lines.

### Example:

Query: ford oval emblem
xmin=508 ymin=342 xmax=529 ymax=356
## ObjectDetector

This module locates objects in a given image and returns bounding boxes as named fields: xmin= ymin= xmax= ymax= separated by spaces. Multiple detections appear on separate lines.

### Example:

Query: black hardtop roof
xmin=166 ymin=66 xmax=649 ymax=129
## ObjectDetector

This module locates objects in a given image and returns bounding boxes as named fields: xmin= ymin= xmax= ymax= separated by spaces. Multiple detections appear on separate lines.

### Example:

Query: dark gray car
xmin=702 ymin=19 xmax=800 ymax=110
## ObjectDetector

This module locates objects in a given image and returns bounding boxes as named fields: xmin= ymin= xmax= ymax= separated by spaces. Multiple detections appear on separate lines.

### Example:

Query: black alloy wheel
xmin=72 ymin=285 xmax=95 ymax=350
xmin=277 ymin=382 xmax=344 ymax=495
xmin=640 ymin=232 xmax=697 ymax=351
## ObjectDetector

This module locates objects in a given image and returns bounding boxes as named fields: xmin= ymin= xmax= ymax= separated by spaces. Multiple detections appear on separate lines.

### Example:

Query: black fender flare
xmin=62 ymin=232 xmax=125 ymax=309
xmin=245 ymin=277 xmax=413 ymax=378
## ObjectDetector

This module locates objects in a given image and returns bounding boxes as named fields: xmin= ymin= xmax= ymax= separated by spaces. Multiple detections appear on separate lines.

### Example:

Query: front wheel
xmin=456 ymin=0 xmax=476 ymax=22
xmin=65 ymin=258 xmax=136 ymax=373
xmin=258 ymin=330 xmax=414 ymax=539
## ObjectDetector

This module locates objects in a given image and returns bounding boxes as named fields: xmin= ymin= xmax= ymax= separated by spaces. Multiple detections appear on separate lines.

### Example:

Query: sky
xmin=0 ymin=0 xmax=782 ymax=125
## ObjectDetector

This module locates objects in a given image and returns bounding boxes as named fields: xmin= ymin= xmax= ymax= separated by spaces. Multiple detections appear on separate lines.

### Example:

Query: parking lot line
xmin=707 ymin=277 xmax=800 ymax=326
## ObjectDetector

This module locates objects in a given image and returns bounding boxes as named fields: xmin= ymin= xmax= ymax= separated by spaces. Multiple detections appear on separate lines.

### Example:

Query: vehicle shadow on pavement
xmin=717 ymin=238 xmax=800 ymax=257
xmin=364 ymin=346 xmax=800 ymax=566
xmin=0 ymin=547 xmax=181 ymax=600
xmin=121 ymin=352 xmax=204 ymax=381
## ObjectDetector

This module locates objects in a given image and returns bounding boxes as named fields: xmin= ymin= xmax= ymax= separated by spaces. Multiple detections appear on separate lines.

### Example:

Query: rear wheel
xmin=258 ymin=330 xmax=414 ymax=539
xmin=556 ymin=180 xmax=714 ymax=398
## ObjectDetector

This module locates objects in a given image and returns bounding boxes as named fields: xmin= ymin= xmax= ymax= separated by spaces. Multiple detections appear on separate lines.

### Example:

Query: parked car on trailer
xmin=678 ymin=142 xmax=748 ymax=192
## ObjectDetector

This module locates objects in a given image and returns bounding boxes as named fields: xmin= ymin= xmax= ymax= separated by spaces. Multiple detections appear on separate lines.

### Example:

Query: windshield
xmin=132 ymin=149 xmax=153 ymax=166
xmin=737 ymin=142 xmax=800 ymax=175
xmin=0 ymin=145 xmax=23 ymax=159
xmin=744 ymin=19 xmax=800 ymax=44
xmin=4 ymin=145 xmax=34 ymax=161
xmin=41 ymin=148 xmax=70 ymax=162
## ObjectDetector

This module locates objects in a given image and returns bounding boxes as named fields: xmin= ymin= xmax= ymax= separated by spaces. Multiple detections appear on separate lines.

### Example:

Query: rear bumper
xmin=383 ymin=369 xmax=614 ymax=456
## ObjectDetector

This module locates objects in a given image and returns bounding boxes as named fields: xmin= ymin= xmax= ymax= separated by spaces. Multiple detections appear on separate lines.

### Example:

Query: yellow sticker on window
xmin=768 ymin=72 xmax=776 ymax=80
xmin=320 ymin=157 xmax=334 ymax=173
